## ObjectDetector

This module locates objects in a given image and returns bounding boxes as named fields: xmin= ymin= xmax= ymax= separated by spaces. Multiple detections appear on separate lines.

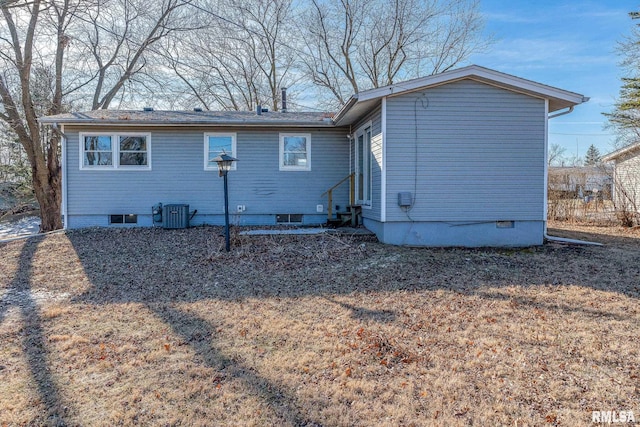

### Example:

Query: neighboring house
xmin=603 ymin=142 xmax=640 ymax=214
xmin=39 ymin=65 xmax=587 ymax=246
xmin=548 ymin=166 xmax=612 ymax=199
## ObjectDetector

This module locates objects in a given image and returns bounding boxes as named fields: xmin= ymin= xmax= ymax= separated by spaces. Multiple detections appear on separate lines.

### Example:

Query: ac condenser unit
xmin=162 ymin=204 xmax=189 ymax=229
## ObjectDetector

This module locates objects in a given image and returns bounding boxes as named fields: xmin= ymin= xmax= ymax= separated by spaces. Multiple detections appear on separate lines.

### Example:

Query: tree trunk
xmin=33 ymin=165 xmax=62 ymax=231
xmin=28 ymin=132 xmax=62 ymax=232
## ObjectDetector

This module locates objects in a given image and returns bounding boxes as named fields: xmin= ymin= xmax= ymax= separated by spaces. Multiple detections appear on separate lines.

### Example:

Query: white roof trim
xmin=356 ymin=65 xmax=587 ymax=104
xmin=603 ymin=141 xmax=640 ymax=162
xmin=334 ymin=65 xmax=587 ymax=125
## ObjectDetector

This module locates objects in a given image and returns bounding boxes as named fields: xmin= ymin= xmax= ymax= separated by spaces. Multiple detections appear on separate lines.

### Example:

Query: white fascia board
xmin=332 ymin=95 xmax=358 ymax=125
xmin=356 ymin=65 xmax=586 ymax=106
xmin=602 ymin=141 xmax=640 ymax=162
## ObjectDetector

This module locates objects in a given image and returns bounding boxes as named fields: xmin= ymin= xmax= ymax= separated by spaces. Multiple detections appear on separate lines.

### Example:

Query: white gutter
xmin=332 ymin=95 xmax=359 ymax=126
xmin=38 ymin=120 xmax=337 ymax=128
xmin=548 ymin=105 xmax=574 ymax=119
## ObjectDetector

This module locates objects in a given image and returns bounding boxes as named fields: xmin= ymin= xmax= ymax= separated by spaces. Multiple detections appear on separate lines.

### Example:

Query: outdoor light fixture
xmin=214 ymin=152 xmax=236 ymax=177
xmin=213 ymin=152 xmax=238 ymax=251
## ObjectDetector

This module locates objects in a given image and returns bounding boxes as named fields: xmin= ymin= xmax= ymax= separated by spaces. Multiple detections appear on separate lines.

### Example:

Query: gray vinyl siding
xmin=352 ymin=106 xmax=383 ymax=221
xmin=384 ymin=79 xmax=546 ymax=222
xmin=65 ymin=126 xmax=350 ymax=224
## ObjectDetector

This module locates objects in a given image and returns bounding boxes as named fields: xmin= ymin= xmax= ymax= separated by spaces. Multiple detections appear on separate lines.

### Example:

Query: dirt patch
xmin=0 ymin=224 xmax=638 ymax=426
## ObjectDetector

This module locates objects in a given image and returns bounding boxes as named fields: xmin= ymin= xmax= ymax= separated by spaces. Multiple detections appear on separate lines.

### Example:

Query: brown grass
xmin=1 ymin=224 xmax=639 ymax=426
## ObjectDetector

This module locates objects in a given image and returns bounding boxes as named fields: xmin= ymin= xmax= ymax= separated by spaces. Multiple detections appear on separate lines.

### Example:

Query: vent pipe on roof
xmin=256 ymin=104 xmax=262 ymax=115
xmin=143 ymin=107 xmax=154 ymax=112
xmin=194 ymin=107 xmax=203 ymax=112
xmin=281 ymin=87 xmax=287 ymax=113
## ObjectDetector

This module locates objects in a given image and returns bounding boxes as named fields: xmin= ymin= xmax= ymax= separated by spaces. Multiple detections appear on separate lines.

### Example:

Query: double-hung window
xmin=280 ymin=133 xmax=311 ymax=171
xmin=204 ymin=133 xmax=237 ymax=171
xmin=81 ymin=133 xmax=151 ymax=170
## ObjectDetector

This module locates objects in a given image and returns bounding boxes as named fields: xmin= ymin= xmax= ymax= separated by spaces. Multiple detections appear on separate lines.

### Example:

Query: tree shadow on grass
xmin=60 ymin=227 xmax=640 ymax=423
xmin=323 ymin=296 xmax=396 ymax=323
xmin=0 ymin=237 xmax=68 ymax=426
xmin=149 ymin=304 xmax=321 ymax=426
xmin=66 ymin=227 xmax=639 ymax=305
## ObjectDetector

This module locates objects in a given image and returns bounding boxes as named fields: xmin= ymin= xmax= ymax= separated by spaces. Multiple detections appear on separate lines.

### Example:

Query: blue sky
xmin=470 ymin=0 xmax=638 ymax=160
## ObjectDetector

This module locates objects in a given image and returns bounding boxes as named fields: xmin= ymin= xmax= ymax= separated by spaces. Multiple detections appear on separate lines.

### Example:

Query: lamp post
xmin=213 ymin=153 xmax=238 ymax=251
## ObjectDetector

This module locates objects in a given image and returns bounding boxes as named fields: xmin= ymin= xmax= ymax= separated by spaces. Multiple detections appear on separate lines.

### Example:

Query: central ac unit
xmin=163 ymin=204 xmax=189 ymax=229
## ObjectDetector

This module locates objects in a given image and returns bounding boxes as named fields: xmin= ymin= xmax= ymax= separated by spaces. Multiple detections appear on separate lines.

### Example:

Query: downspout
xmin=543 ymin=99 xmax=550 ymax=240
xmin=544 ymin=102 xmax=602 ymax=246
xmin=51 ymin=123 xmax=68 ymax=230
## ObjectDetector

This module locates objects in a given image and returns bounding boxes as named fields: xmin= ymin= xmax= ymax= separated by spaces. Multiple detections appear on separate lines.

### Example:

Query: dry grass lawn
xmin=0 ymin=223 xmax=639 ymax=426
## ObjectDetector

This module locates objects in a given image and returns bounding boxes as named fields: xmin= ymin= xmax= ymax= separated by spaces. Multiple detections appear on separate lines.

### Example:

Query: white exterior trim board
xmin=356 ymin=65 xmax=586 ymax=105
xmin=381 ymin=97 xmax=387 ymax=222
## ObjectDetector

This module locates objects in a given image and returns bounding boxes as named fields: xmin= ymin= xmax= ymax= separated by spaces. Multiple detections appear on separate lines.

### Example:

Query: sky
xmin=470 ymin=0 xmax=639 ymax=161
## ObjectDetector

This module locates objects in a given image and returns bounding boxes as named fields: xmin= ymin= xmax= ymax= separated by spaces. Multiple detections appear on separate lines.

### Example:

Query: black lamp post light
xmin=212 ymin=152 xmax=238 ymax=252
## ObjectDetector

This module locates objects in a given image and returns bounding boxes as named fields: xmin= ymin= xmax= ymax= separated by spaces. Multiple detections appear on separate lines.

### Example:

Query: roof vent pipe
xmin=281 ymin=87 xmax=287 ymax=113
xmin=143 ymin=107 xmax=154 ymax=112
xmin=256 ymin=104 xmax=262 ymax=115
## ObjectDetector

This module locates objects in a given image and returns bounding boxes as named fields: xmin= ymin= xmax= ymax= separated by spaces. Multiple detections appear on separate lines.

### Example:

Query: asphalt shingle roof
xmin=38 ymin=109 xmax=336 ymax=127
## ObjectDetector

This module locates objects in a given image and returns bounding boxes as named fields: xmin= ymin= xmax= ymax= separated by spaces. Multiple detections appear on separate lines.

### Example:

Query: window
xmin=81 ymin=133 xmax=150 ymax=170
xmin=280 ymin=133 xmax=311 ymax=171
xmin=355 ymin=124 xmax=372 ymax=206
xmin=276 ymin=214 xmax=303 ymax=223
xmin=110 ymin=214 xmax=138 ymax=224
xmin=204 ymin=133 xmax=236 ymax=171
xmin=119 ymin=136 xmax=148 ymax=166
xmin=83 ymin=135 xmax=113 ymax=166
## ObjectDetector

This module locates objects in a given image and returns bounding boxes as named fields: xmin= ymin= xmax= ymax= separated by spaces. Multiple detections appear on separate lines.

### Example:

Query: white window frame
xmin=355 ymin=122 xmax=372 ymax=207
xmin=279 ymin=133 xmax=311 ymax=171
xmin=204 ymin=132 xmax=237 ymax=171
xmin=79 ymin=132 xmax=151 ymax=170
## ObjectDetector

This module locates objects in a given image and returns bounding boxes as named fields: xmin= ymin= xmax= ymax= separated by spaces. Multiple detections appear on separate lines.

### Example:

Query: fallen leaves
xmin=0 ymin=224 xmax=639 ymax=425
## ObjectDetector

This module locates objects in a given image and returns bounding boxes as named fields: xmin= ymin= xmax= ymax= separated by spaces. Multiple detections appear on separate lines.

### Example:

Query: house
xmin=39 ymin=65 xmax=587 ymax=246
xmin=603 ymin=142 xmax=640 ymax=215
xmin=548 ymin=166 xmax=612 ymax=200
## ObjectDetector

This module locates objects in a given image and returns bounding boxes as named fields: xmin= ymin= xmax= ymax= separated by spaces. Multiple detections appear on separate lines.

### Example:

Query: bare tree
xmin=299 ymin=0 xmax=488 ymax=108
xmin=548 ymin=143 xmax=566 ymax=166
xmin=165 ymin=0 xmax=298 ymax=111
xmin=0 ymin=0 xmax=197 ymax=231
xmin=0 ymin=122 xmax=31 ymax=201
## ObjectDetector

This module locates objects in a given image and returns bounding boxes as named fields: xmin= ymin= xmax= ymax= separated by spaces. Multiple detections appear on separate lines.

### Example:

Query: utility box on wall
xmin=398 ymin=192 xmax=413 ymax=207
xmin=162 ymin=204 xmax=189 ymax=229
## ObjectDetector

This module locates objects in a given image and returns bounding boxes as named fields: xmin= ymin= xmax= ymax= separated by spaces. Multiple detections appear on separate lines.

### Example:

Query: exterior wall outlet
xmin=316 ymin=204 xmax=323 ymax=213
xmin=237 ymin=205 xmax=246 ymax=213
